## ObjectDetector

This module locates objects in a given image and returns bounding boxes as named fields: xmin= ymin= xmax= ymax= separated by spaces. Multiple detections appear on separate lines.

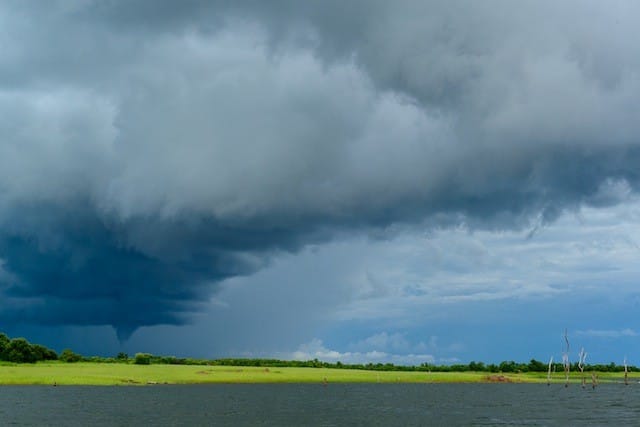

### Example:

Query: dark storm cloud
xmin=1 ymin=0 xmax=640 ymax=338
xmin=0 ymin=201 xmax=307 ymax=340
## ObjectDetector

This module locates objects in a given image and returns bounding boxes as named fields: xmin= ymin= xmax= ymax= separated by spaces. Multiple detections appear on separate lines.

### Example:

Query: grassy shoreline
xmin=1 ymin=362 xmax=637 ymax=385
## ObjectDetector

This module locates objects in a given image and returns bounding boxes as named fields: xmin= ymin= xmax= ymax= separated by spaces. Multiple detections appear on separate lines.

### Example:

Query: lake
xmin=1 ymin=383 xmax=638 ymax=426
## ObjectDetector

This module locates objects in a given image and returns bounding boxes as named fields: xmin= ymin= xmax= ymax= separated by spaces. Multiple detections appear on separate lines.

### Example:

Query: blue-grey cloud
xmin=1 ymin=1 xmax=640 ymax=340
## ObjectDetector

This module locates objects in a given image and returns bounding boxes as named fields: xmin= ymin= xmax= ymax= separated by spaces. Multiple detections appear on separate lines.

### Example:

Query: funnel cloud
xmin=1 ymin=1 xmax=640 ymax=343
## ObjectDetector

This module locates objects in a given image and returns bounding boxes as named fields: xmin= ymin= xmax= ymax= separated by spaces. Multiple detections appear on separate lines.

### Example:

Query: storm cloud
xmin=1 ymin=1 xmax=640 ymax=340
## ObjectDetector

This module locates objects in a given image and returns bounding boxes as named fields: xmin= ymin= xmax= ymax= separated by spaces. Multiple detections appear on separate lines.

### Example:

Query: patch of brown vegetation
xmin=485 ymin=375 xmax=512 ymax=383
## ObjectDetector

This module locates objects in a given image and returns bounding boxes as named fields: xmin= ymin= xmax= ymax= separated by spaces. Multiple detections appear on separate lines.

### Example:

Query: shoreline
xmin=1 ymin=362 xmax=635 ymax=386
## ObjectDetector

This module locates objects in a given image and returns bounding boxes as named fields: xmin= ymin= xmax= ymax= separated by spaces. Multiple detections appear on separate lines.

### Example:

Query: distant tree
xmin=0 ymin=332 xmax=9 ymax=357
xmin=32 ymin=344 xmax=58 ymax=361
xmin=499 ymin=360 xmax=517 ymax=373
xmin=59 ymin=348 xmax=82 ymax=363
xmin=528 ymin=359 xmax=546 ymax=372
xmin=4 ymin=338 xmax=37 ymax=363
xmin=116 ymin=352 xmax=129 ymax=361
xmin=134 ymin=353 xmax=152 ymax=365
xmin=468 ymin=361 xmax=485 ymax=371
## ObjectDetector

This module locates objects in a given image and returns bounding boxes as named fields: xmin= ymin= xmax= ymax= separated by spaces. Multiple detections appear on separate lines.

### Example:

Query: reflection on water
xmin=1 ymin=383 xmax=639 ymax=426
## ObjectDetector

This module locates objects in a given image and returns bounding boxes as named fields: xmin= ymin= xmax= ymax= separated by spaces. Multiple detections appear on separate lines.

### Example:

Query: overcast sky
xmin=1 ymin=0 xmax=640 ymax=364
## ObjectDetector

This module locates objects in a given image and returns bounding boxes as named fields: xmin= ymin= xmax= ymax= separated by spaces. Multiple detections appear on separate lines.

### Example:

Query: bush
xmin=32 ymin=344 xmax=58 ymax=361
xmin=0 ymin=333 xmax=9 ymax=356
xmin=4 ymin=338 xmax=38 ymax=363
xmin=134 ymin=353 xmax=152 ymax=365
xmin=59 ymin=348 xmax=82 ymax=363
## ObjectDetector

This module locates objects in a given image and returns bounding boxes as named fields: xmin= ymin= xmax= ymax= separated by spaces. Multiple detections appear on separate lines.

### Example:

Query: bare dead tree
xmin=578 ymin=348 xmax=587 ymax=388
xmin=562 ymin=329 xmax=570 ymax=387
xmin=547 ymin=356 xmax=553 ymax=386
xmin=624 ymin=357 xmax=629 ymax=386
xmin=591 ymin=372 xmax=598 ymax=389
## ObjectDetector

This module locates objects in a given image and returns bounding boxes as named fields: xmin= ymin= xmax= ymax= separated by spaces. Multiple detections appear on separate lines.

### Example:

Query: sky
xmin=1 ymin=0 xmax=640 ymax=364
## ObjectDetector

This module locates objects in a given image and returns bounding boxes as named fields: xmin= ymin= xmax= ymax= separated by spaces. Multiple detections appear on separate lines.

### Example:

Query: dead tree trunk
xmin=563 ymin=329 xmax=570 ymax=387
xmin=578 ymin=348 xmax=587 ymax=388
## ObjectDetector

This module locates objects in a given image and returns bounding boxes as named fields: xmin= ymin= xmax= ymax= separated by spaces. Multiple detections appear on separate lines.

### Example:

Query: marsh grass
xmin=0 ymin=362 xmax=637 ymax=385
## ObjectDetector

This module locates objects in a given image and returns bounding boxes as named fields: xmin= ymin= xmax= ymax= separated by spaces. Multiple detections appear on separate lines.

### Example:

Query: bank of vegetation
xmin=0 ymin=332 xmax=637 ymax=376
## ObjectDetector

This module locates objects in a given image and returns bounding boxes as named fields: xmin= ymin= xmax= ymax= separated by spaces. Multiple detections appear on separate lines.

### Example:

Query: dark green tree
xmin=0 ymin=332 xmax=9 ymax=357
xmin=32 ymin=344 xmax=58 ymax=361
xmin=527 ymin=359 xmax=546 ymax=372
xmin=468 ymin=361 xmax=485 ymax=371
xmin=59 ymin=348 xmax=82 ymax=363
xmin=4 ymin=338 xmax=37 ymax=363
xmin=134 ymin=353 xmax=152 ymax=365
xmin=499 ymin=360 xmax=517 ymax=373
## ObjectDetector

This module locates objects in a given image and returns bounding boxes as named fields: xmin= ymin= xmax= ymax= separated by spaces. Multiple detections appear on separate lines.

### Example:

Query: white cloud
xmin=331 ymin=198 xmax=640 ymax=324
xmin=287 ymin=338 xmax=436 ymax=366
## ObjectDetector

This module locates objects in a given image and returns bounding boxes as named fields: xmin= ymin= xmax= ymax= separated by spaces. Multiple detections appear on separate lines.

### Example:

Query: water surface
xmin=1 ymin=383 xmax=638 ymax=426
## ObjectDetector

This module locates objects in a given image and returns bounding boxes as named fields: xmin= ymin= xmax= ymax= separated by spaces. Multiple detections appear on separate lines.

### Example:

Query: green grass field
xmin=1 ymin=362 xmax=637 ymax=385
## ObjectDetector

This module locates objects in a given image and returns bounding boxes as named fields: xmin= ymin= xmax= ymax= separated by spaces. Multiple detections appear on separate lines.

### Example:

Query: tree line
xmin=1 ymin=332 xmax=638 ymax=372
xmin=206 ymin=358 xmax=639 ymax=373
xmin=0 ymin=333 xmax=58 ymax=363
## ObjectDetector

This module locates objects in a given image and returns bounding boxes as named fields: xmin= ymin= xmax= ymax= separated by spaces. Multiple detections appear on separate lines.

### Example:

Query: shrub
xmin=134 ymin=353 xmax=152 ymax=365
xmin=59 ymin=348 xmax=82 ymax=363
xmin=4 ymin=338 xmax=38 ymax=363
xmin=32 ymin=344 xmax=58 ymax=361
xmin=0 ymin=333 xmax=9 ymax=356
